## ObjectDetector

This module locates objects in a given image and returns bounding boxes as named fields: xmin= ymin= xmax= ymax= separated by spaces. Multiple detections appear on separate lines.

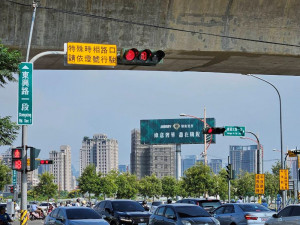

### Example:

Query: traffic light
xmin=40 ymin=160 xmax=53 ymax=165
xmin=226 ymin=164 xmax=233 ymax=180
xmin=118 ymin=48 xmax=165 ymax=66
xmin=11 ymin=147 xmax=22 ymax=171
xmin=9 ymin=186 xmax=14 ymax=193
xmin=203 ymin=127 xmax=226 ymax=135
xmin=28 ymin=147 xmax=41 ymax=171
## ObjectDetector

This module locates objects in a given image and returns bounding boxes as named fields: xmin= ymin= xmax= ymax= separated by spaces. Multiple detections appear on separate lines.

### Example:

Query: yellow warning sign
xmin=67 ymin=42 xmax=117 ymax=66
xmin=279 ymin=169 xmax=289 ymax=190
xmin=255 ymin=174 xmax=265 ymax=194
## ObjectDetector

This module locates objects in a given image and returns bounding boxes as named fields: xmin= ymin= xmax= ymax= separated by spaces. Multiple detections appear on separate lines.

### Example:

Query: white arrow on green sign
xmin=224 ymin=126 xmax=245 ymax=136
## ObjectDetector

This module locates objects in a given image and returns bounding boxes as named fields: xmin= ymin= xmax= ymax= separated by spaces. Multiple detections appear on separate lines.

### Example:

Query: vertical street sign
xmin=279 ymin=169 xmax=289 ymax=190
xmin=12 ymin=170 xmax=17 ymax=185
xmin=255 ymin=174 xmax=265 ymax=194
xmin=18 ymin=62 xmax=33 ymax=125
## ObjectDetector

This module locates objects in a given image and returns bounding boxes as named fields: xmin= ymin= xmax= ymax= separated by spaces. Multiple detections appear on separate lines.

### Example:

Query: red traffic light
xmin=124 ymin=48 xmax=139 ymax=61
xmin=120 ymin=48 xmax=165 ymax=66
xmin=40 ymin=160 xmax=53 ymax=165
xmin=10 ymin=186 xmax=14 ymax=193
xmin=203 ymin=127 xmax=225 ymax=135
xmin=12 ymin=148 xmax=22 ymax=159
xmin=12 ymin=159 xmax=22 ymax=170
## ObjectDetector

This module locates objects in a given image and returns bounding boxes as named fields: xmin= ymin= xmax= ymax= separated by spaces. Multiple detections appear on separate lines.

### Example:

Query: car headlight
xmin=182 ymin=220 xmax=191 ymax=225
xmin=119 ymin=217 xmax=133 ymax=222
xmin=211 ymin=217 xmax=220 ymax=225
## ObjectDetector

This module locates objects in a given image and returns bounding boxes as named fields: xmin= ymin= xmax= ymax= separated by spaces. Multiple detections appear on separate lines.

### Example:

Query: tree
xmin=0 ymin=116 xmax=19 ymax=146
xmin=0 ymin=41 xmax=22 ymax=87
xmin=181 ymin=162 xmax=214 ymax=197
xmin=212 ymin=169 xmax=228 ymax=201
xmin=265 ymin=172 xmax=278 ymax=202
xmin=161 ymin=176 xmax=178 ymax=199
xmin=34 ymin=172 xmax=58 ymax=202
xmin=68 ymin=189 xmax=81 ymax=198
xmin=96 ymin=170 xmax=118 ymax=199
xmin=116 ymin=172 xmax=138 ymax=199
xmin=0 ymin=162 xmax=11 ymax=190
xmin=235 ymin=172 xmax=255 ymax=199
xmin=139 ymin=174 xmax=162 ymax=200
xmin=77 ymin=164 xmax=99 ymax=199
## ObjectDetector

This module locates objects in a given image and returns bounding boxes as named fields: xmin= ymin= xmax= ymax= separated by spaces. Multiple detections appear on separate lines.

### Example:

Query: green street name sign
xmin=224 ymin=126 xmax=245 ymax=136
xmin=12 ymin=170 xmax=17 ymax=185
xmin=18 ymin=62 xmax=33 ymax=125
xmin=140 ymin=118 xmax=215 ymax=145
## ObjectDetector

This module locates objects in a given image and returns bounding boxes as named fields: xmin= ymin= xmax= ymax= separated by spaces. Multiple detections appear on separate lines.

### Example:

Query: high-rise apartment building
xmin=80 ymin=134 xmax=118 ymax=175
xmin=130 ymin=129 xmax=176 ymax=179
xmin=49 ymin=145 xmax=72 ymax=191
xmin=209 ymin=159 xmax=222 ymax=174
xmin=230 ymin=145 xmax=258 ymax=176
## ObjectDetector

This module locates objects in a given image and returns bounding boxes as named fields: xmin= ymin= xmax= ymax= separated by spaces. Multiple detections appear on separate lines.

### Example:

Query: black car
xmin=176 ymin=198 xmax=222 ymax=213
xmin=94 ymin=199 xmax=152 ymax=225
xmin=149 ymin=203 xmax=220 ymax=225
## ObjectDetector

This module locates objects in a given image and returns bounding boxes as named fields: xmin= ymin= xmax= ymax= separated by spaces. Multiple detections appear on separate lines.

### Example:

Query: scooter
xmin=29 ymin=210 xmax=46 ymax=220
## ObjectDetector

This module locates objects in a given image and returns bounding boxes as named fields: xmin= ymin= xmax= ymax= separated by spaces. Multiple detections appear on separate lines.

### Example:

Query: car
xmin=93 ymin=199 xmax=152 ymax=225
xmin=265 ymin=204 xmax=300 ymax=225
xmin=150 ymin=201 xmax=163 ymax=213
xmin=212 ymin=203 xmax=274 ymax=225
xmin=176 ymin=198 xmax=222 ymax=213
xmin=44 ymin=206 xmax=109 ymax=225
xmin=149 ymin=203 xmax=220 ymax=225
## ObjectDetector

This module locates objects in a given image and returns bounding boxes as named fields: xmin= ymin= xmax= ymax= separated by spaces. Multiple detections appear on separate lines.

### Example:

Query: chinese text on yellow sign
xmin=255 ymin=174 xmax=265 ymax=194
xmin=67 ymin=42 xmax=117 ymax=66
xmin=279 ymin=169 xmax=289 ymax=190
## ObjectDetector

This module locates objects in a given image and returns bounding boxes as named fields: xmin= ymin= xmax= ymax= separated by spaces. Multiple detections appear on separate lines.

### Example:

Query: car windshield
xmin=152 ymin=202 xmax=162 ymax=206
xmin=239 ymin=204 xmax=271 ymax=212
xmin=112 ymin=201 xmax=145 ymax=212
xmin=200 ymin=201 xmax=221 ymax=208
xmin=67 ymin=208 xmax=102 ymax=220
xmin=40 ymin=203 xmax=49 ymax=206
xmin=177 ymin=206 xmax=211 ymax=218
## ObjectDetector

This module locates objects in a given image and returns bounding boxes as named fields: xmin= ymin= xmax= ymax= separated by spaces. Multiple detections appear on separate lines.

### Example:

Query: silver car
xmin=212 ymin=203 xmax=274 ymax=225
xmin=44 ymin=207 xmax=109 ymax=225
xmin=265 ymin=204 xmax=300 ymax=225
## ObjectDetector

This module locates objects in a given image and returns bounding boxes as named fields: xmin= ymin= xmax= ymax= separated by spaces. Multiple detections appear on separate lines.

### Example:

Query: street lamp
xmin=240 ymin=136 xmax=264 ymax=173
xmin=244 ymin=74 xmax=285 ymax=206
xmin=180 ymin=113 xmax=212 ymax=165
xmin=240 ymin=132 xmax=262 ymax=174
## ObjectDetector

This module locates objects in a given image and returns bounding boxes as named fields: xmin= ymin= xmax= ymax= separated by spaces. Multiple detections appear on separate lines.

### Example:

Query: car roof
xmin=106 ymin=199 xmax=136 ymax=202
xmin=159 ymin=203 xmax=199 ymax=208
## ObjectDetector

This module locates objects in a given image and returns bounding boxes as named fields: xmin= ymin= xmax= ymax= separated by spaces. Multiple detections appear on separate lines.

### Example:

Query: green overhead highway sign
xmin=224 ymin=126 xmax=245 ymax=136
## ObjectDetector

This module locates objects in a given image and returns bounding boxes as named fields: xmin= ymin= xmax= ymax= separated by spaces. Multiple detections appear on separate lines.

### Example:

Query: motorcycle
xmin=29 ymin=210 xmax=46 ymax=220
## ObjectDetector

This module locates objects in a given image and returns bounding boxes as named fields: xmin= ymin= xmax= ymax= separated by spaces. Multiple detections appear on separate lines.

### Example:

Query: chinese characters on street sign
xmin=67 ymin=42 xmax=117 ymax=66
xmin=18 ymin=62 xmax=32 ymax=125
xmin=224 ymin=126 xmax=245 ymax=136
xmin=279 ymin=169 xmax=289 ymax=190
xmin=140 ymin=118 xmax=215 ymax=145
xmin=255 ymin=174 xmax=265 ymax=194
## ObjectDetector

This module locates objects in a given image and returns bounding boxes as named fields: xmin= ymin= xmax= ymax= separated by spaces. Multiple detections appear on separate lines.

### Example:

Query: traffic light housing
xmin=29 ymin=147 xmax=41 ymax=171
xmin=118 ymin=48 xmax=165 ymax=66
xmin=203 ymin=127 xmax=226 ymax=135
xmin=226 ymin=164 xmax=233 ymax=180
xmin=40 ymin=160 xmax=53 ymax=165
xmin=11 ymin=147 xmax=22 ymax=171
xmin=9 ymin=186 xmax=14 ymax=193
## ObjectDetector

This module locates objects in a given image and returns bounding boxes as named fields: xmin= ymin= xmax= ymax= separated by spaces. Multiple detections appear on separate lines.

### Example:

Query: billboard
xmin=140 ymin=118 xmax=215 ymax=145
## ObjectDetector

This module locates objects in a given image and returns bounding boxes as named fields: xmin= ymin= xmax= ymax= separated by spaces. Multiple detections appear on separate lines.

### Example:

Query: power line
xmin=7 ymin=0 xmax=300 ymax=48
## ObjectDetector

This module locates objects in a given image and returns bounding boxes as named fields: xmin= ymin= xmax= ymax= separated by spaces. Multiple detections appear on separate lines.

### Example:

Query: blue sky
xmin=1 ymin=70 xmax=299 ymax=173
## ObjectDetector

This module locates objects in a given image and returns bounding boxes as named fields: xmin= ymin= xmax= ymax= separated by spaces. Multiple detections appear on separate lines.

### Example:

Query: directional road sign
xmin=18 ymin=62 xmax=33 ymax=125
xmin=224 ymin=126 xmax=245 ymax=136
xmin=67 ymin=42 xmax=117 ymax=66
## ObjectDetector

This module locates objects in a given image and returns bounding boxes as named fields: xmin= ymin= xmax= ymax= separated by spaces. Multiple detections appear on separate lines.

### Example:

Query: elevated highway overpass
xmin=1 ymin=0 xmax=300 ymax=75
